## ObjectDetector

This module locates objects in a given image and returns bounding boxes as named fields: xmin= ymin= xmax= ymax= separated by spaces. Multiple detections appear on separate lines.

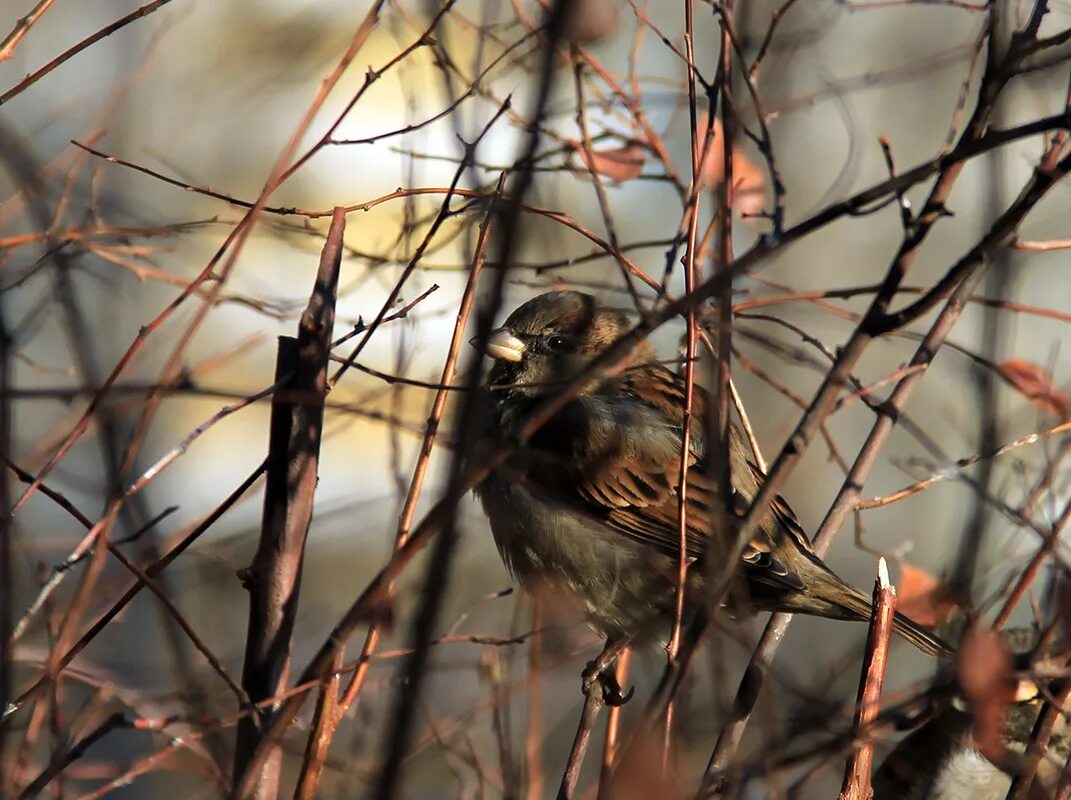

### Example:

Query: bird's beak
xmin=471 ymin=328 xmax=526 ymax=362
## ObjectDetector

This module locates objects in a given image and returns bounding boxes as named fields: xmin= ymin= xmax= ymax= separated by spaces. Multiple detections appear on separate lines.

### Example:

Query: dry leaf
xmin=574 ymin=140 xmax=646 ymax=182
xmin=998 ymin=359 xmax=1069 ymax=420
xmin=565 ymin=0 xmax=620 ymax=44
xmin=896 ymin=562 xmax=958 ymax=627
xmin=695 ymin=114 xmax=767 ymax=217
xmin=731 ymin=150 xmax=767 ymax=217
xmin=957 ymin=627 xmax=1014 ymax=765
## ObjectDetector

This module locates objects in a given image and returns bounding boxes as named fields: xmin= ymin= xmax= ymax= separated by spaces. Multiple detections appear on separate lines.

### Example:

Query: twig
xmin=363 ymin=5 xmax=575 ymax=799
xmin=1012 ymin=238 xmax=1071 ymax=251
xmin=665 ymin=0 xmax=705 ymax=765
xmin=995 ymin=494 xmax=1071 ymax=629
xmin=19 ymin=10 xmax=404 ymax=732
xmin=557 ymin=687 xmax=603 ymax=800
xmin=0 ymin=214 xmax=10 ymax=780
xmin=749 ymin=0 xmax=802 ymax=81
xmin=0 ymin=0 xmax=56 ymax=62
xmin=327 ymin=100 xmax=511 ymax=390
xmin=525 ymin=603 xmax=545 ymax=800
xmin=292 ymin=176 xmax=503 ymax=799
xmin=703 ymin=76 xmax=1071 ymax=790
xmin=1005 ymin=678 xmax=1071 ymax=800
xmin=3 ymin=462 xmax=265 ymax=724
xmin=292 ymin=649 xmax=343 ymax=800
xmin=597 ymin=648 xmax=631 ymax=798
xmin=838 ymin=558 xmax=896 ymax=800
xmin=17 ymin=712 xmax=127 ymax=799
xmin=484 ymin=646 xmax=516 ymax=797
xmin=0 ymin=0 xmax=176 ymax=106
xmin=858 ymin=420 xmax=1071 ymax=510
xmin=571 ymin=49 xmax=642 ymax=309
xmin=729 ymin=377 xmax=766 ymax=471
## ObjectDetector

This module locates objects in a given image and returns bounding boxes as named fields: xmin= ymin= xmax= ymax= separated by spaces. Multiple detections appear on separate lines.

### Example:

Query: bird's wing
xmin=524 ymin=365 xmax=808 ymax=593
xmin=594 ymin=463 xmax=806 ymax=593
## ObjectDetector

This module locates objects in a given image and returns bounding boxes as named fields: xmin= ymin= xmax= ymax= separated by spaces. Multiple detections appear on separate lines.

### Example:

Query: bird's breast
xmin=476 ymin=469 xmax=672 ymax=638
xmin=929 ymin=748 xmax=1009 ymax=800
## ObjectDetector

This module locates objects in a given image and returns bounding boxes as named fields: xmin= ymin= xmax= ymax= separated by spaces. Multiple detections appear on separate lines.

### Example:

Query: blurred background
xmin=2 ymin=1 xmax=1071 ymax=797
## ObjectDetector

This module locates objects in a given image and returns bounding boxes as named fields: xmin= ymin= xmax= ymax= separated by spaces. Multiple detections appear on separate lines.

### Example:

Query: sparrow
xmin=472 ymin=290 xmax=951 ymax=659
xmin=873 ymin=628 xmax=1070 ymax=799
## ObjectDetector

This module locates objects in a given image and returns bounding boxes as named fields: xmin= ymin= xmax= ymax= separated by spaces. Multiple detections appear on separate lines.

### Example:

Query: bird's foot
xmin=582 ymin=660 xmax=634 ymax=707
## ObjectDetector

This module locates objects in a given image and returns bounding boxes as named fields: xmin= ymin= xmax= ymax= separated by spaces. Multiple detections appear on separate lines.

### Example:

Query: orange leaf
xmin=957 ymin=627 xmax=1014 ymax=765
xmin=732 ymin=150 xmax=767 ymax=218
xmin=695 ymin=114 xmax=767 ymax=217
xmin=998 ymin=359 xmax=1069 ymax=420
xmin=896 ymin=563 xmax=958 ymax=627
xmin=575 ymin=140 xmax=646 ymax=182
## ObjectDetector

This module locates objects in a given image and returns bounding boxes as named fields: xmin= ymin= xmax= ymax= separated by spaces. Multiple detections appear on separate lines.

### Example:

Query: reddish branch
xmin=598 ymin=647 xmax=631 ymax=795
xmin=664 ymin=0 xmax=704 ymax=763
xmin=6 ymin=0 xmax=391 ymax=637
xmin=2 ymin=460 xmax=266 ymax=792
xmin=292 ymin=649 xmax=343 ymax=800
xmin=838 ymin=559 xmax=895 ymax=800
xmin=526 ymin=603 xmax=545 ymax=800
xmin=0 ymin=243 xmax=10 ymax=783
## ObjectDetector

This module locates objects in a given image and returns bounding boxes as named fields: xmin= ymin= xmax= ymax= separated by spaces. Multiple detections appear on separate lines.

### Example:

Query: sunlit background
xmin=3 ymin=1 xmax=1070 ymax=797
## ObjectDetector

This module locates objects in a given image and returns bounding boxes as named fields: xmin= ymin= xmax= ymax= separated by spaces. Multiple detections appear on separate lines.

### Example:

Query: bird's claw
xmin=602 ymin=678 xmax=635 ymax=707
xmin=582 ymin=660 xmax=634 ymax=707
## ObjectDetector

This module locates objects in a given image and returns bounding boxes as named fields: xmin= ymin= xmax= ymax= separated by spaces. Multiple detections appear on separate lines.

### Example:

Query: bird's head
xmin=472 ymin=290 xmax=652 ymax=396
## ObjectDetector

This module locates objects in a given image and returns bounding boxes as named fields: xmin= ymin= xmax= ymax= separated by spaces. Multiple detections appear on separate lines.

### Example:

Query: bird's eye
xmin=546 ymin=334 xmax=573 ymax=352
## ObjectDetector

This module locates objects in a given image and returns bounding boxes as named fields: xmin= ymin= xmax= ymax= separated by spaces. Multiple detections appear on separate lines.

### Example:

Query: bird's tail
xmin=888 ymin=610 xmax=954 ymax=658
xmin=803 ymin=568 xmax=954 ymax=658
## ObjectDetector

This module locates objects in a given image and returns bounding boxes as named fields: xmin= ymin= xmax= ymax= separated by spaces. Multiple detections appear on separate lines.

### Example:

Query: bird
xmin=873 ymin=628 xmax=1070 ymax=799
xmin=471 ymin=290 xmax=952 ymax=671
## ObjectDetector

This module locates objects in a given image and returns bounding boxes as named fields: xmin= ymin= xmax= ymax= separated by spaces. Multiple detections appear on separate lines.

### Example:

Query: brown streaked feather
xmin=597 ymin=460 xmax=806 ymax=593
xmin=522 ymin=362 xmax=808 ymax=594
